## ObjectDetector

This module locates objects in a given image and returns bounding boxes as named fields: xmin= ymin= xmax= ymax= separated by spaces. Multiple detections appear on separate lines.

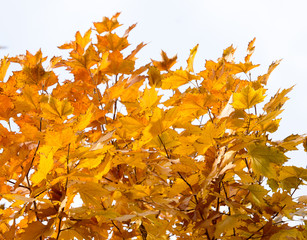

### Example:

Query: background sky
xmin=1 ymin=1 xmax=307 ymax=194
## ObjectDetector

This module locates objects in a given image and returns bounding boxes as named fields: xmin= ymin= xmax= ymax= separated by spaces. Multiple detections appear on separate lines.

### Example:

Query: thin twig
xmin=207 ymin=107 xmax=214 ymax=123
xmin=205 ymin=229 xmax=211 ymax=240
xmin=65 ymin=144 xmax=70 ymax=193
xmin=111 ymin=220 xmax=125 ymax=239
xmin=113 ymin=74 xmax=118 ymax=120
xmin=157 ymin=134 xmax=170 ymax=159
xmin=24 ymin=118 xmax=42 ymax=228
xmin=56 ymin=217 xmax=63 ymax=240
xmin=6 ymin=180 xmax=30 ymax=190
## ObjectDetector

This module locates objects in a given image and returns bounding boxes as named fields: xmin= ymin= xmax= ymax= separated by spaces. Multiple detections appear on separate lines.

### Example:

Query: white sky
xmin=1 ymin=0 xmax=307 ymax=190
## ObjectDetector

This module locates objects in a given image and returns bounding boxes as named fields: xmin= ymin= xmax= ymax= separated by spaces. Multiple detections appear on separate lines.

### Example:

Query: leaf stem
xmin=207 ymin=107 xmax=214 ymax=123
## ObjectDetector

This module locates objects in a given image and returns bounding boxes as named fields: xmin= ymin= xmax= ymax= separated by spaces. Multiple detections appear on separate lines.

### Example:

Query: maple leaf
xmin=11 ymin=50 xmax=58 ymax=89
xmin=102 ymin=50 xmax=135 ymax=74
xmin=94 ymin=12 xmax=122 ymax=33
xmin=0 ymin=95 xmax=14 ymax=120
xmin=148 ymin=66 xmax=162 ymax=87
xmin=230 ymin=62 xmax=260 ymax=74
xmin=232 ymin=85 xmax=265 ymax=109
xmin=222 ymin=44 xmax=236 ymax=62
xmin=247 ymin=184 xmax=269 ymax=206
xmin=247 ymin=143 xmax=287 ymax=178
xmin=161 ymin=69 xmax=198 ymax=89
xmin=96 ymin=33 xmax=129 ymax=52
xmin=17 ymin=220 xmax=54 ymax=240
xmin=41 ymin=96 xmax=73 ymax=121
xmin=258 ymin=59 xmax=282 ymax=85
xmin=263 ymin=86 xmax=293 ymax=112
xmin=152 ymin=50 xmax=177 ymax=71
xmin=31 ymin=146 xmax=58 ymax=184
xmin=139 ymin=86 xmax=160 ymax=110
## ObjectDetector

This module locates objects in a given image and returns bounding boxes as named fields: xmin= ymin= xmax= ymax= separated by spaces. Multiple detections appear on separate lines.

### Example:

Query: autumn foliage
xmin=1 ymin=13 xmax=307 ymax=240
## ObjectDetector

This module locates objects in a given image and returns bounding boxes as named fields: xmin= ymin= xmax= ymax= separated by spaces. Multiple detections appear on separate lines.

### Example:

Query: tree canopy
xmin=0 ymin=13 xmax=307 ymax=240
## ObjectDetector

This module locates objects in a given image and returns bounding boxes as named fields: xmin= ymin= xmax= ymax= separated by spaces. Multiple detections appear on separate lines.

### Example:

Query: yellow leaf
xmin=75 ymin=29 xmax=92 ymax=50
xmin=58 ymin=229 xmax=84 ymax=240
xmin=77 ymin=154 xmax=105 ymax=169
xmin=120 ymin=116 xmax=145 ymax=132
xmin=186 ymin=44 xmax=198 ymax=72
xmin=230 ymin=62 xmax=260 ymax=74
xmin=3 ymin=194 xmax=35 ymax=203
xmin=247 ymin=143 xmax=287 ymax=178
xmin=215 ymin=215 xmax=249 ymax=238
xmin=149 ymin=129 xmax=180 ymax=150
xmin=173 ymin=136 xmax=197 ymax=155
xmin=178 ymin=92 xmax=213 ymax=119
xmin=232 ymin=85 xmax=265 ymax=109
xmin=194 ymin=121 xmax=225 ymax=154
xmin=139 ymin=86 xmax=159 ymax=110
xmin=263 ymin=86 xmax=293 ymax=112
xmin=129 ymin=185 xmax=151 ymax=199
xmin=148 ymin=66 xmax=162 ymax=87
xmin=41 ymin=96 xmax=73 ymax=120
xmin=258 ymin=59 xmax=282 ymax=85
xmin=161 ymin=70 xmax=196 ymax=89
xmin=276 ymin=134 xmax=305 ymax=151
xmin=45 ymin=128 xmax=75 ymax=148
xmin=91 ymin=130 xmax=115 ymax=151
xmin=73 ymin=182 xmax=109 ymax=207
xmin=31 ymin=146 xmax=58 ymax=184
xmin=169 ymin=174 xmax=199 ymax=197
xmin=94 ymin=157 xmax=112 ymax=179
xmin=74 ymin=104 xmax=93 ymax=131
xmin=114 ymin=214 xmax=137 ymax=222
xmin=278 ymin=166 xmax=307 ymax=181
xmin=247 ymin=185 xmax=268 ymax=206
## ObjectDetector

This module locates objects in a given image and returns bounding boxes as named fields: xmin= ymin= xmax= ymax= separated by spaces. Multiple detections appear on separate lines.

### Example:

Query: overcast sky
xmin=1 ymin=1 xmax=306 ymax=167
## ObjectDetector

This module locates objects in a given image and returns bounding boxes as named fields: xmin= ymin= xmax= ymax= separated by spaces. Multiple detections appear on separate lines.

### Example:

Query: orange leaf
xmin=152 ymin=50 xmax=177 ymax=71
xmin=94 ymin=12 xmax=122 ymax=33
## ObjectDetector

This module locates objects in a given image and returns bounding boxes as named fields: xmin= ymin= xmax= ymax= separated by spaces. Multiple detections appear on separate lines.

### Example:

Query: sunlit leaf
xmin=186 ymin=44 xmax=198 ymax=72
xmin=247 ymin=143 xmax=287 ymax=178
xmin=31 ymin=146 xmax=58 ymax=184
xmin=41 ymin=96 xmax=74 ymax=121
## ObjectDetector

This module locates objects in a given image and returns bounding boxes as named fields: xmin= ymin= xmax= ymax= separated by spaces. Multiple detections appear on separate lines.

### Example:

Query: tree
xmin=0 ymin=13 xmax=307 ymax=240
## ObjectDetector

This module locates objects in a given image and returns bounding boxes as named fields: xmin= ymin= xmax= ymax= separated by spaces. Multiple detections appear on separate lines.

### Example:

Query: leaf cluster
xmin=0 ymin=13 xmax=307 ymax=240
